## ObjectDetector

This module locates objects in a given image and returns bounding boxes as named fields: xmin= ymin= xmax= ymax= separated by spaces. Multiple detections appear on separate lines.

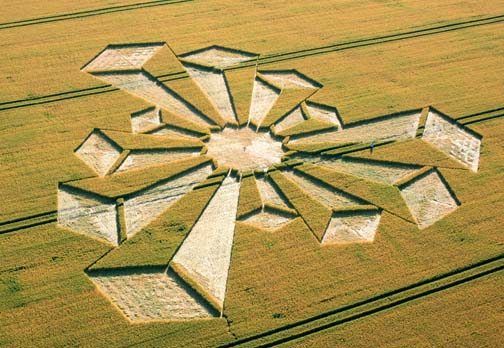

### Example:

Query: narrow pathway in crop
xmin=1 ymin=14 xmax=503 ymax=113
xmin=0 ymin=0 xmax=192 ymax=30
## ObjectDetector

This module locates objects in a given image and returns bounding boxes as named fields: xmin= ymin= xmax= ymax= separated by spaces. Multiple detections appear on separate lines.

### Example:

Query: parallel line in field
xmin=0 ymin=218 xmax=58 ymax=234
xmin=227 ymin=15 xmax=504 ymax=70
xmin=1 ymin=14 xmax=503 ymax=113
xmin=159 ymin=16 xmax=504 ymax=80
xmin=0 ymin=87 xmax=120 ymax=112
xmin=462 ymin=113 xmax=504 ymax=125
xmin=0 ymin=210 xmax=57 ymax=226
xmin=0 ymin=211 xmax=57 ymax=234
xmin=111 ymin=254 xmax=503 ymax=347
xmin=459 ymin=110 xmax=504 ymax=125
xmin=455 ymin=106 xmax=504 ymax=121
xmin=214 ymin=255 xmax=504 ymax=348
xmin=252 ymin=265 xmax=503 ymax=347
xmin=255 ymin=18 xmax=504 ymax=66
xmin=0 ymin=85 xmax=112 ymax=106
xmin=0 ymin=0 xmax=193 ymax=30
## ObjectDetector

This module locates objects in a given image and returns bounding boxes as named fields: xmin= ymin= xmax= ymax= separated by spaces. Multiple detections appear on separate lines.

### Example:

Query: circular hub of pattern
xmin=206 ymin=126 xmax=283 ymax=172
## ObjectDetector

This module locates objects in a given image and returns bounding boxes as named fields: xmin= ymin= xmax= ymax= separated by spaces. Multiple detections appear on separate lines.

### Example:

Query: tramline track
xmin=0 ymin=0 xmax=193 ymax=30
xmin=1 ymin=14 xmax=503 ymax=113
xmin=113 ymin=254 xmax=503 ymax=348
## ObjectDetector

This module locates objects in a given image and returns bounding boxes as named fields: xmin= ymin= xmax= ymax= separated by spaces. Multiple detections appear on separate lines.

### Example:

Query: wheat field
xmin=1 ymin=1 xmax=503 ymax=347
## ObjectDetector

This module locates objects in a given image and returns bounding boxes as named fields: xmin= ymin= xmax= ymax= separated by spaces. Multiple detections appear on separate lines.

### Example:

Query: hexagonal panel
xmin=322 ymin=210 xmax=382 ymax=244
xmin=240 ymin=207 xmax=296 ymax=231
xmin=423 ymin=109 xmax=481 ymax=172
xmin=180 ymin=45 xmax=257 ymax=69
xmin=274 ymin=106 xmax=306 ymax=133
xmin=90 ymin=269 xmax=217 ymax=321
xmin=400 ymin=169 xmax=459 ymax=229
xmin=57 ymin=186 xmax=119 ymax=245
xmin=260 ymin=70 xmax=320 ymax=89
xmin=75 ymin=130 xmax=122 ymax=176
xmin=130 ymin=107 xmax=161 ymax=133
xmin=82 ymin=43 xmax=164 ymax=72
xmin=305 ymin=101 xmax=342 ymax=128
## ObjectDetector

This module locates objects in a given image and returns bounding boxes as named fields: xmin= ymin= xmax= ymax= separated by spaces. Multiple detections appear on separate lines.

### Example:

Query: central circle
xmin=206 ymin=126 xmax=284 ymax=172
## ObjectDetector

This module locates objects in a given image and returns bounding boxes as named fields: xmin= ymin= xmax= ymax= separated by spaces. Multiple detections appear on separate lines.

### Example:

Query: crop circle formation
xmin=56 ymin=42 xmax=482 ymax=321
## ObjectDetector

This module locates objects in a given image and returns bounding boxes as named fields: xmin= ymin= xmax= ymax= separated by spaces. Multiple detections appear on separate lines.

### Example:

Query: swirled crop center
xmin=206 ymin=126 xmax=283 ymax=172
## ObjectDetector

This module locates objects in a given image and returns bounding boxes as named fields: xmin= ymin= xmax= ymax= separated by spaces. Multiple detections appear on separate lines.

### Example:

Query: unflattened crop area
xmin=1 ymin=1 xmax=504 ymax=347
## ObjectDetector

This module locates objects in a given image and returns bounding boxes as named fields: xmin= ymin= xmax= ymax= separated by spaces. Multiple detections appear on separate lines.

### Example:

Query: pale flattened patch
xmin=91 ymin=71 xmax=213 ymax=128
xmin=323 ymin=211 xmax=381 ymax=244
xmin=423 ymin=110 xmax=481 ymax=172
xmin=58 ymin=186 xmax=119 ymax=245
xmin=319 ymin=158 xmax=418 ymax=185
xmin=206 ymin=127 xmax=283 ymax=172
xmin=256 ymin=177 xmax=291 ymax=209
xmin=123 ymin=163 xmax=213 ymax=238
xmin=171 ymin=176 xmax=240 ymax=308
xmin=248 ymin=78 xmax=280 ymax=126
xmin=180 ymin=46 xmax=256 ymax=69
xmin=274 ymin=106 xmax=306 ymax=133
xmin=283 ymin=170 xmax=359 ymax=208
xmin=90 ymin=270 xmax=216 ymax=321
xmin=184 ymin=65 xmax=237 ymax=123
xmin=290 ymin=110 xmax=421 ymax=145
xmin=83 ymin=44 xmax=164 ymax=72
xmin=305 ymin=102 xmax=342 ymax=128
xmin=130 ymin=108 xmax=161 ymax=133
xmin=260 ymin=71 xmax=319 ymax=89
xmin=75 ymin=130 xmax=122 ymax=176
xmin=115 ymin=149 xmax=200 ymax=173
xmin=400 ymin=170 xmax=459 ymax=229
xmin=241 ymin=208 xmax=296 ymax=230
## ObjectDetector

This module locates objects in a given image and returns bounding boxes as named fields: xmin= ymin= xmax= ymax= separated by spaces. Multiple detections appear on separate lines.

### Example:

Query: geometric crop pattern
xmin=57 ymin=42 xmax=482 ymax=322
